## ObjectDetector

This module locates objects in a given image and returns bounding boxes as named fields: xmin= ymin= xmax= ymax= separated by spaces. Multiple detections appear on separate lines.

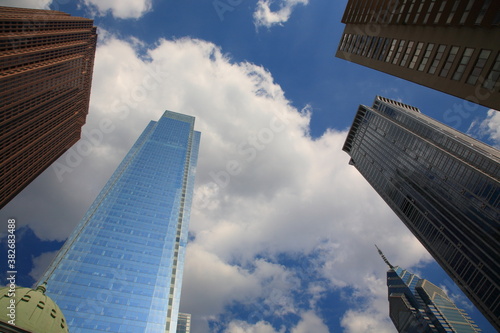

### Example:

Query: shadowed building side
xmin=343 ymin=96 xmax=499 ymax=330
xmin=336 ymin=0 xmax=500 ymax=110
xmin=0 ymin=6 xmax=97 ymax=208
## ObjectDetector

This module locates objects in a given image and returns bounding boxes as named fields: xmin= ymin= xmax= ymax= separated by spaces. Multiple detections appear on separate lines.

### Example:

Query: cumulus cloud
xmin=0 ymin=33 xmax=432 ymax=332
xmin=0 ymin=0 xmax=52 ymax=9
xmin=291 ymin=311 xmax=329 ymax=333
xmin=467 ymin=109 xmax=500 ymax=148
xmin=81 ymin=0 xmax=152 ymax=19
xmin=253 ymin=0 xmax=308 ymax=28
xmin=29 ymin=250 xmax=59 ymax=281
xmin=224 ymin=320 xmax=284 ymax=333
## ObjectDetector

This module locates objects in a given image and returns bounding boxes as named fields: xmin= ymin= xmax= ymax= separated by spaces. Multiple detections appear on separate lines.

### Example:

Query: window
xmin=418 ymin=43 xmax=435 ymax=71
xmin=396 ymin=0 xmax=408 ymax=23
xmin=413 ymin=2 xmax=424 ymax=24
xmin=475 ymin=0 xmax=492 ymax=25
xmin=483 ymin=53 xmax=500 ymax=90
xmin=423 ymin=0 xmax=436 ymax=24
xmin=452 ymin=48 xmax=474 ymax=81
xmin=367 ymin=37 xmax=379 ymax=58
xmin=404 ymin=0 xmax=416 ymax=24
xmin=385 ymin=39 xmax=398 ymax=62
xmin=428 ymin=44 xmax=446 ymax=74
xmin=362 ymin=36 xmax=373 ymax=56
xmin=467 ymin=49 xmax=492 ymax=85
xmin=460 ymin=0 xmax=474 ymax=24
xmin=400 ymin=41 xmax=415 ymax=67
xmin=446 ymin=0 xmax=460 ymax=24
xmin=356 ymin=35 xmax=367 ymax=55
xmin=339 ymin=34 xmax=349 ymax=51
xmin=439 ymin=46 xmax=460 ymax=77
xmin=434 ymin=1 xmax=447 ymax=24
xmin=392 ymin=40 xmax=406 ymax=65
xmin=409 ymin=42 xmax=424 ymax=69
xmin=371 ymin=37 xmax=383 ymax=59
xmin=378 ymin=38 xmax=391 ymax=61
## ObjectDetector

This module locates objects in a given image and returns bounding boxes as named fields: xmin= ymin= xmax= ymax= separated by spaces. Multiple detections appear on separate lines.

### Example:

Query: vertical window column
xmin=467 ymin=49 xmax=492 ymax=85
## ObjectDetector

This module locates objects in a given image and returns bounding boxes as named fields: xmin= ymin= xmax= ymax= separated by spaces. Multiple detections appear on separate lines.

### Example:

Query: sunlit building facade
xmin=40 ymin=111 xmax=201 ymax=332
xmin=336 ymin=0 xmax=500 ymax=110
xmin=377 ymin=246 xmax=481 ymax=332
xmin=343 ymin=96 xmax=500 ymax=331
xmin=0 ymin=6 xmax=97 ymax=208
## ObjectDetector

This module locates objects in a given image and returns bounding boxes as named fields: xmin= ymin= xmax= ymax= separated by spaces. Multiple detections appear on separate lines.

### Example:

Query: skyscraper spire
xmin=375 ymin=244 xmax=394 ymax=269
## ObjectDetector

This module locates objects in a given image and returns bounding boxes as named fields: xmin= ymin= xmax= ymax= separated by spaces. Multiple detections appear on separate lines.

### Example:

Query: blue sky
xmin=0 ymin=0 xmax=499 ymax=332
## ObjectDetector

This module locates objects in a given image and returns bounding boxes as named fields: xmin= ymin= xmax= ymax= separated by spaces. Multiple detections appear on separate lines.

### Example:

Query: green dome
xmin=0 ymin=283 xmax=68 ymax=333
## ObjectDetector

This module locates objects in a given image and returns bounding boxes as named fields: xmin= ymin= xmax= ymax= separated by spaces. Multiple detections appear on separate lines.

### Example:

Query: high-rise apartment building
xmin=39 ymin=111 xmax=201 ymax=332
xmin=376 ymin=246 xmax=481 ymax=332
xmin=0 ymin=6 xmax=97 ymax=208
xmin=336 ymin=0 xmax=500 ymax=110
xmin=343 ymin=96 xmax=499 ymax=330
xmin=176 ymin=313 xmax=192 ymax=333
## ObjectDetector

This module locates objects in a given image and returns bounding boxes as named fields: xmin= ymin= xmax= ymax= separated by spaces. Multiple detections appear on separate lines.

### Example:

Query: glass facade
xmin=386 ymin=265 xmax=481 ymax=332
xmin=343 ymin=96 xmax=500 ymax=331
xmin=39 ymin=111 xmax=201 ymax=333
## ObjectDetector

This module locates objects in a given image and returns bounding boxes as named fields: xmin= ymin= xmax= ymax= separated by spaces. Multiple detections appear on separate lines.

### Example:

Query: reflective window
xmin=409 ymin=42 xmax=424 ymax=69
xmin=428 ymin=44 xmax=447 ymax=74
xmin=460 ymin=0 xmax=475 ymax=24
xmin=434 ymin=1 xmax=448 ymax=24
xmin=392 ymin=40 xmax=406 ymax=65
xmin=400 ymin=41 xmax=415 ymax=67
xmin=423 ymin=0 xmax=436 ymax=24
xmin=418 ymin=43 xmax=435 ymax=71
xmin=385 ymin=39 xmax=398 ymax=62
xmin=475 ymin=0 xmax=492 ymax=25
xmin=446 ymin=0 xmax=460 ymax=24
xmin=452 ymin=47 xmax=474 ymax=81
xmin=467 ymin=49 xmax=492 ymax=85
xmin=378 ymin=38 xmax=392 ymax=61
xmin=440 ymin=46 xmax=460 ymax=77
xmin=483 ymin=53 xmax=500 ymax=90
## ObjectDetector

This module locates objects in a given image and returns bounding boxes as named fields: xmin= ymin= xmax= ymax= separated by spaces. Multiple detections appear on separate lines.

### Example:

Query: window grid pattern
xmin=343 ymin=96 xmax=500 ymax=331
xmin=41 ymin=113 xmax=201 ymax=333
xmin=0 ymin=7 xmax=97 ymax=208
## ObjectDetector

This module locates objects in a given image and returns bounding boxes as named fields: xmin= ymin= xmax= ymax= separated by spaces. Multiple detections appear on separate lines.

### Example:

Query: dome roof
xmin=0 ymin=283 xmax=68 ymax=333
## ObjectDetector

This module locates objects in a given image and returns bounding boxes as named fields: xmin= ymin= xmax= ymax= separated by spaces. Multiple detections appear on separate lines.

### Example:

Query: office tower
xmin=376 ymin=246 xmax=481 ymax=333
xmin=39 ymin=111 xmax=201 ymax=332
xmin=176 ymin=313 xmax=191 ymax=333
xmin=342 ymin=96 xmax=499 ymax=330
xmin=0 ymin=6 xmax=97 ymax=208
xmin=336 ymin=0 xmax=500 ymax=110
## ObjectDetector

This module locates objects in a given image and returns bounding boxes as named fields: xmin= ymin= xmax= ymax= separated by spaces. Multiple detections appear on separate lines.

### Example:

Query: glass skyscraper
xmin=376 ymin=246 xmax=481 ymax=332
xmin=39 ymin=111 xmax=200 ymax=332
xmin=343 ymin=96 xmax=499 ymax=331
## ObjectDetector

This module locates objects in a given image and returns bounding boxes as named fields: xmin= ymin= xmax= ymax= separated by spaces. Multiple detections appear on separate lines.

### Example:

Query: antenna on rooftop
xmin=375 ymin=244 xmax=394 ymax=269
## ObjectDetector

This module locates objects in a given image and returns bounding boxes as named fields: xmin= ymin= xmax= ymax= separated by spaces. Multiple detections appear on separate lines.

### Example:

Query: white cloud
xmin=467 ymin=109 xmax=500 ymax=148
xmin=29 ymin=250 xmax=59 ymax=282
xmin=0 ymin=33 xmax=432 ymax=332
xmin=0 ymin=0 xmax=52 ymax=9
xmin=81 ymin=0 xmax=152 ymax=19
xmin=291 ymin=311 xmax=329 ymax=333
xmin=224 ymin=320 xmax=284 ymax=333
xmin=253 ymin=0 xmax=308 ymax=28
